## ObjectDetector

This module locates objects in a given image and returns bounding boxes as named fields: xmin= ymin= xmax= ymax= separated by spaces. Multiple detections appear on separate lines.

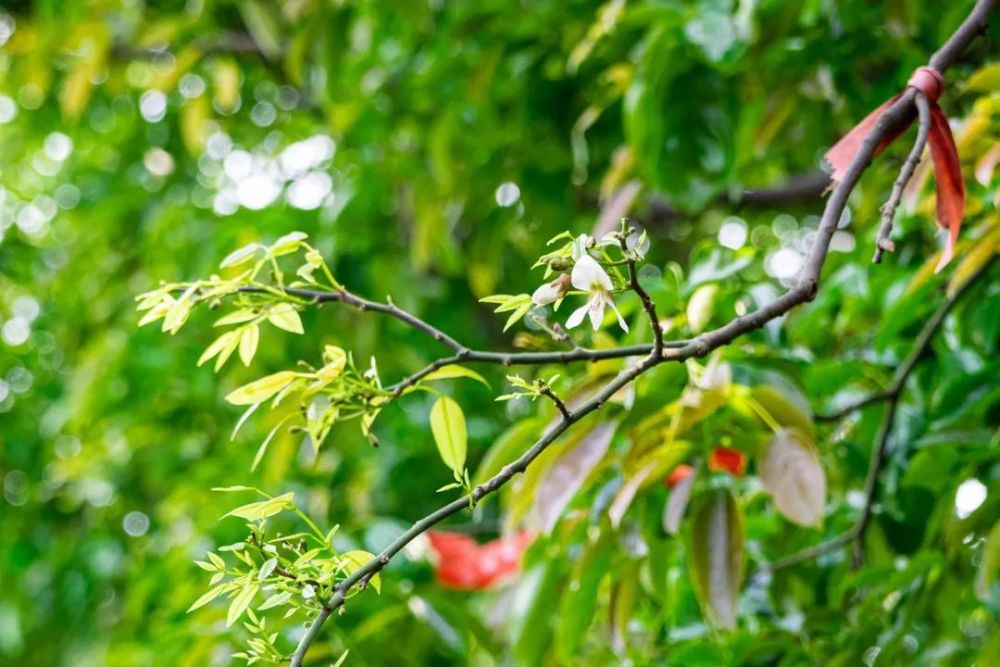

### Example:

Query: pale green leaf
xmin=188 ymin=583 xmax=230 ymax=613
xmin=266 ymin=303 xmax=304 ymax=334
xmin=225 ymin=371 xmax=297 ymax=405
xmin=238 ymin=324 xmax=260 ymax=366
xmin=221 ymin=243 xmax=263 ymax=268
xmin=429 ymin=396 xmax=467 ymax=477
xmin=222 ymin=492 xmax=295 ymax=521
xmin=419 ymin=364 xmax=490 ymax=388
xmin=227 ymin=580 xmax=260 ymax=626
xmin=199 ymin=330 xmax=242 ymax=368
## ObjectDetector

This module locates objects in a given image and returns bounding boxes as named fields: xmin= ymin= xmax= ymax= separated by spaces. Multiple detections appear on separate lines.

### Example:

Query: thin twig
xmin=619 ymin=235 xmax=664 ymax=357
xmin=874 ymin=92 xmax=932 ymax=263
xmin=539 ymin=385 xmax=572 ymax=420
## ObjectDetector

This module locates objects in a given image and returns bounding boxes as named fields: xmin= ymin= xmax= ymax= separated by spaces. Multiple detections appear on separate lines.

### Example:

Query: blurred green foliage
xmin=0 ymin=0 xmax=998 ymax=665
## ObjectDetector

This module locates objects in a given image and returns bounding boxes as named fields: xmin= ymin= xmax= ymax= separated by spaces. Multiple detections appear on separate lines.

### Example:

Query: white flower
xmin=565 ymin=256 xmax=629 ymax=332
xmin=531 ymin=274 xmax=571 ymax=306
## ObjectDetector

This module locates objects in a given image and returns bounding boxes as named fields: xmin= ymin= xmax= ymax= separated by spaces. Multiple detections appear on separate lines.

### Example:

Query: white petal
xmin=571 ymin=234 xmax=593 ymax=260
xmin=531 ymin=282 xmax=560 ymax=306
xmin=565 ymin=303 xmax=589 ymax=329
xmin=571 ymin=255 xmax=613 ymax=292
xmin=607 ymin=297 xmax=629 ymax=333
xmin=588 ymin=294 xmax=606 ymax=330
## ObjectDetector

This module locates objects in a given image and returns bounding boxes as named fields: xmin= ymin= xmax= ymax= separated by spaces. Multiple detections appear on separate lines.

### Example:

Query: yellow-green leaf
xmin=238 ymin=324 xmax=260 ymax=366
xmin=420 ymin=364 xmax=489 ymax=387
xmin=198 ymin=330 xmax=241 ymax=368
xmin=226 ymin=580 xmax=260 ymax=626
xmin=429 ymin=396 xmax=467 ymax=478
xmin=223 ymin=492 xmax=295 ymax=521
xmin=341 ymin=550 xmax=381 ymax=593
xmin=267 ymin=303 xmax=304 ymax=334
xmin=225 ymin=371 xmax=297 ymax=405
xmin=686 ymin=284 xmax=718 ymax=334
xmin=317 ymin=346 xmax=347 ymax=382
xmin=188 ymin=583 xmax=231 ymax=613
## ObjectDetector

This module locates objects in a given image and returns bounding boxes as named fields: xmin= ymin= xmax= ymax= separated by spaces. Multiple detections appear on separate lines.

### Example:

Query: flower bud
xmin=531 ymin=273 xmax=572 ymax=306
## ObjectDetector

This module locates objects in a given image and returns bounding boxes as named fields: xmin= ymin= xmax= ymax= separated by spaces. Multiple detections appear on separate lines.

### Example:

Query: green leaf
xmin=688 ymin=488 xmax=744 ymax=630
xmin=199 ymin=330 xmax=241 ymax=368
xmin=225 ymin=371 xmax=297 ymax=405
xmin=269 ymin=231 xmax=308 ymax=257
xmin=341 ymin=550 xmax=381 ymax=594
xmin=977 ymin=520 xmax=1000 ymax=601
xmin=221 ymin=243 xmax=263 ymax=268
xmin=759 ymin=429 xmax=825 ymax=528
xmin=223 ymin=492 xmax=295 ymax=521
xmin=188 ymin=583 xmax=231 ymax=613
xmin=429 ymin=396 xmax=467 ymax=478
xmin=239 ymin=324 xmax=260 ymax=366
xmin=419 ymin=364 xmax=490 ymax=388
xmin=214 ymin=309 xmax=259 ymax=326
xmin=556 ymin=534 xmax=612 ymax=661
xmin=257 ymin=591 xmax=292 ymax=611
xmin=748 ymin=385 xmax=816 ymax=442
xmin=266 ymin=304 xmax=304 ymax=334
xmin=251 ymin=416 xmax=292 ymax=471
xmin=227 ymin=580 xmax=260 ymax=626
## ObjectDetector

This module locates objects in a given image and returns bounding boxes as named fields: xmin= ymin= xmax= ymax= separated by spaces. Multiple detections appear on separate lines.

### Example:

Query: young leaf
xmin=759 ymin=429 xmax=826 ymax=528
xmin=225 ymin=371 xmax=297 ymax=405
xmin=269 ymin=231 xmax=308 ymax=257
xmin=214 ymin=309 xmax=260 ymax=327
xmin=188 ymin=583 xmax=231 ymax=613
xmin=340 ymin=550 xmax=381 ymax=593
xmin=221 ymin=243 xmax=263 ymax=268
xmin=419 ymin=364 xmax=490 ymax=388
xmin=239 ymin=324 xmax=260 ymax=366
xmin=258 ymin=591 xmax=292 ymax=611
xmin=266 ymin=303 xmax=304 ymax=334
xmin=688 ymin=488 xmax=744 ymax=630
xmin=429 ymin=396 xmax=467 ymax=478
xmin=223 ymin=492 xmax=295 ymax=521
xmin=199 ymin=330 xmax=241 ymax=368
xmin=227 ymin=580 xmax=260 ymax=626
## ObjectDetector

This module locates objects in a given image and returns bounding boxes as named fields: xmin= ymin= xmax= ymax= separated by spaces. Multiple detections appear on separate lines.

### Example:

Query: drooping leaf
xmin=535 ymin=422 xmax=615 ymax=533
xmin=688 ymin=488 xmax=744 ymax=630
xmin=226 ymin=580 xmax=260 ymax=626
xmin=225 ymin=371 xmax=297 ymax=405
xmin=266 ymin=303 xmax=304 ymax=334
xmin=429 ymin=396 xmax=467 ymax=478
xmin=238 ymin=324 xmax=259 ymax=366
xmin=759 ymin=429 xmax=826 ymax=528
xmin=555 ymin=533 xmax=613 ymax=662
xmin=198 ymin=330 xmax=242 ymax=368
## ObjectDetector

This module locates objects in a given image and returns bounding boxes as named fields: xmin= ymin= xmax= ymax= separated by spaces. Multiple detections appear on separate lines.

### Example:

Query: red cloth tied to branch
xmin=825 ymin=66 xmax=964 ymax=272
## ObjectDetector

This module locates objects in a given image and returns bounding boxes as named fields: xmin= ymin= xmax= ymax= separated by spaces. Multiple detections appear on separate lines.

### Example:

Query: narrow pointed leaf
xmin=688 ymin=488 xmax=744 ymax=630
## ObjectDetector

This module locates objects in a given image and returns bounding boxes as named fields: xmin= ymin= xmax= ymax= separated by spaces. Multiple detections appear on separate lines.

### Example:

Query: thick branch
xmin=288 ymin=2 xmax=995 ymax=661
xmin=874 ymin=93 xmax=931 ymax=263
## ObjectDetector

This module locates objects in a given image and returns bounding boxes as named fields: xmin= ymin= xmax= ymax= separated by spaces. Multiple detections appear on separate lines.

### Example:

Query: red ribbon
xmin=825 ymin=66 xmax=964 ymax=272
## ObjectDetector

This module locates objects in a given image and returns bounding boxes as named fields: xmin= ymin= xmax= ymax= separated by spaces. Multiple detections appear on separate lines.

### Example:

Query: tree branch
xmin=288 ymin=2 xmax=996 ymax=661
xmin=619 ymin=235 xmax=664 ymax=357
xmin=761 ymin=254 xmax=995 ymax=574
xmin=874 ymin=92 xmax=932 ymax=263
